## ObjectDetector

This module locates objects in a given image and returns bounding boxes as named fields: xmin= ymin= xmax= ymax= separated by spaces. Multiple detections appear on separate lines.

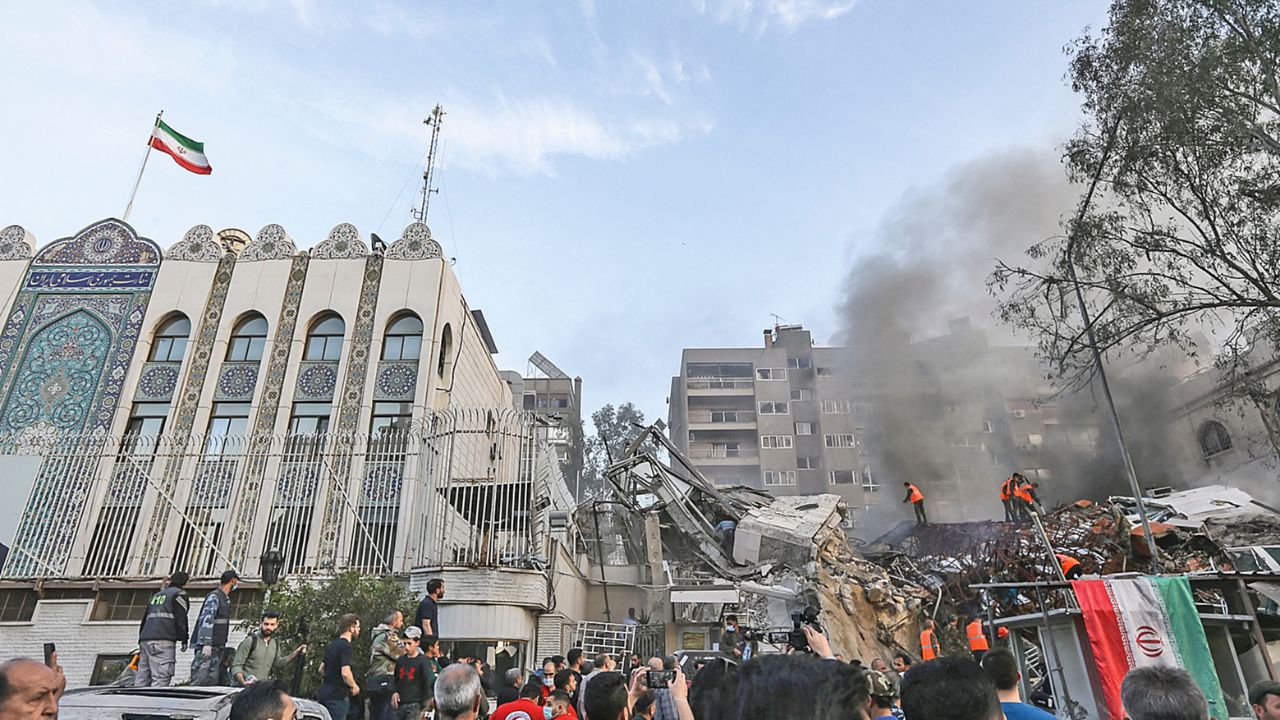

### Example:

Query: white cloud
xmin=698 ymin=0 xmax=858 ymax=33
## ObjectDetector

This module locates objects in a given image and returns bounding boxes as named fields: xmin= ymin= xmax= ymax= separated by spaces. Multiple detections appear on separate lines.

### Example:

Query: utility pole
xmin=412 ymin=104 xmax=445 ymax=223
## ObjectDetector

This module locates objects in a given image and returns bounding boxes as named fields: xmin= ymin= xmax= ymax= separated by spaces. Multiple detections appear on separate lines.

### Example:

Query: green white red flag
xmin=1073 ymin=576 xmax=1226 ymax=720
xmin=149 ymin=119 xmax=212 ymax=175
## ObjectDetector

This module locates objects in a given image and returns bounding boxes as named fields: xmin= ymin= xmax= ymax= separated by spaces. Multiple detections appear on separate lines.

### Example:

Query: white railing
xmin=0 ymin=408 xmax=557 ymax=580
xmin=686 ymin=410 xmax=757 ymax=424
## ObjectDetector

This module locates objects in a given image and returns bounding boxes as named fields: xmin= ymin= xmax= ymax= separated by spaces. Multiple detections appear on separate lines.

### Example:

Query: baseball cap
xmin=1250 ymin=681 xmax=1280 ymax=705
xmin=403 ymin=626 xmax=423 ymax=640
xmin=866 ymin=670 xmax=898 ymax=698
xmin=220 ymin=570 xmax=240 ymax=584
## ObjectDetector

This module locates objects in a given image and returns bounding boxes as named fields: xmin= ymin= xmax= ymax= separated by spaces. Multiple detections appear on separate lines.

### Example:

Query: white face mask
xmin=725 ymin=624 xmax=736 ymax=632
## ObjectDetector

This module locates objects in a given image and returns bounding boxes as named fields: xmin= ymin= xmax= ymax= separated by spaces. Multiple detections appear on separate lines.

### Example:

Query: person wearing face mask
xmin=231 ymin=610 xmax=307 ymax=686
xmin=191 ymin=570 xmax=240 ymax=686
xmin=719 ymin=615 xmax=743 ymax=659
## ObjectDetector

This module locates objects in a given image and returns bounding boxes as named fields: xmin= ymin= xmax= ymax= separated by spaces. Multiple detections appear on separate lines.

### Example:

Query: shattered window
xmin=825 ymin=434 xmax=856 ymax=449
xmin=862 ymin=467 xmax=879 ymax=492
xmin=758 ymin=401 xmax=789 ymax=415
xmin=687 ymin=362 xmax=753 ymax=378
xmin=764 ymin=470 xmax=796 ymax=486
xmin=756 ymin=368 xmax=787 ymax=380
xmin=787 ymin=357 xmax=812 ymax=369
xmin=829 ymin=470 xmax=855 ymax=485
xmin=790 ymin=388 xmax=813 ymax=401
xmin=1199 ymin=421 xmax=1233 ymax=458
xmin=797 ymin=456 xmax=817 ymax=469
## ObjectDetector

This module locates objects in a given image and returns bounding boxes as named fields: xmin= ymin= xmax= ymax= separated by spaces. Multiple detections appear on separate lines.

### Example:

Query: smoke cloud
xmin=834 ymin=148 xmax=1186 ymax=534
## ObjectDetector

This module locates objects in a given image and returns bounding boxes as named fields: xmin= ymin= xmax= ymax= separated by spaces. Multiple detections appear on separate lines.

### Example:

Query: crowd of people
xmin=0 ymin=569 xmax=1261 ymax=720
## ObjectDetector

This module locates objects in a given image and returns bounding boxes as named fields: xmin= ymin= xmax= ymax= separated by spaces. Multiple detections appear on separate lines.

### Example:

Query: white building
xmin=0 ymin=218 xmax=595 ymax=685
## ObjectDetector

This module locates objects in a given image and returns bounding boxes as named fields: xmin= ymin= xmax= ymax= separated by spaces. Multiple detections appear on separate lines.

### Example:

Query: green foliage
xmin=579 ymin=402 xmax=659 ymax=499
xmin=992 ymin=0 xmax=1280 ymax=401
xmin=237 ymin=572 xmax=416 ymax=696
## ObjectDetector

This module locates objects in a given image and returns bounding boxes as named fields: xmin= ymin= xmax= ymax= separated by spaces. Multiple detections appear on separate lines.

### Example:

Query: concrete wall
xmin=0 ymin=598 xmax=248 ymax=688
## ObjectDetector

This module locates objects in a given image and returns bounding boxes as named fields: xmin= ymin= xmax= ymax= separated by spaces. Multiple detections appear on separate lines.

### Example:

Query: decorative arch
xmin=166 ymin=225 xmax=225 ymax=262
xmin=239 ymin=224 xmax=297 ymax=262
xmin=312 ymin=223 xmax=368 ymax=259
xmin=148 ymin=312 xmax=192 ymax=362
xmin=385 ymin=222 xmax=442 ymax=260
xmin=0 ymin=225 xmax=35 ymax=260
xmin=0 ymin=310 xmax=113 ymax=434
xmin=226 ymin=312 xmax=269 ymax=361
xmin=33 ymin=218 xmax=161 ymax=265
xmin=1198 ymin=420 xmax=1233 ymax=458
xmin=381 ymin=312 xmax=423 ymax=361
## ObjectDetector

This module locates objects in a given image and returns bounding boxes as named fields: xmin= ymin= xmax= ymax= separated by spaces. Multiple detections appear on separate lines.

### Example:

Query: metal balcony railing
xmin=686 ymin=410 xmax=757 ymax=424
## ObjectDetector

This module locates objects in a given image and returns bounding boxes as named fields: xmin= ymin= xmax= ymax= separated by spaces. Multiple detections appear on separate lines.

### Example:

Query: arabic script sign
xmin=27 ymin=270 xmax=155 ymax=290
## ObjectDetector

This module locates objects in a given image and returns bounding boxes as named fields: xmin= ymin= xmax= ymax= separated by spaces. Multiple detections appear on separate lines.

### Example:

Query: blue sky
xmin=0 ymin=0 xmax=1108 ymax=422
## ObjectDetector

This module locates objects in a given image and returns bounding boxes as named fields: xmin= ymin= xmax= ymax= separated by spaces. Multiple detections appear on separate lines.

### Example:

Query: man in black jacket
xmin=191 ymin=569 xmax=239 ymax=685
xmin=135 ymin=571 xmax=190 ymax=687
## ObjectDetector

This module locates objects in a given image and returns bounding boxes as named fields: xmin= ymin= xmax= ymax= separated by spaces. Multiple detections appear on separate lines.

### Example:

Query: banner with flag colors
xmin=1072 ymin=576 xmax=1226 ymax=720
xmin=149 ymin=119 xmax=212 ymax=175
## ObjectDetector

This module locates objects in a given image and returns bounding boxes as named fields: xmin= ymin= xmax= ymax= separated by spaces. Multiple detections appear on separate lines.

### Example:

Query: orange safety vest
xmin=920 ymin=627 xmax=940 ymax=660
xmin=1057 ymin=554 xmax=1081 ymax=576
xmin=999 ymin=477 xmax=1014 ymax=501
xmin=1014 ymin=480 xmax=1034 ymax=503
xmin=907 ymin=484 xmax=924 ymax=503
xmin=966 ymin=619 xmax=989 ymax=651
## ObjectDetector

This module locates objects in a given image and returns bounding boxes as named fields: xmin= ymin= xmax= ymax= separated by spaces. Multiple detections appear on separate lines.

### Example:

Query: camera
xmin=647 ymin=670 xmax=676 ymax=688
xmin=788 ymin=606 xmax=823 ymax=653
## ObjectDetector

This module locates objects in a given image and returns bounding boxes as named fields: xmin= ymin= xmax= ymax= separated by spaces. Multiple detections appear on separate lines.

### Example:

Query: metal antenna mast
xmin=413 ymin=104 xmax=445 ymax=223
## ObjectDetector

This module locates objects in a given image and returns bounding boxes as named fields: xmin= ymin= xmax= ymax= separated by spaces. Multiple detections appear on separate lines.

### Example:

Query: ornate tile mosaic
xmin=0 ymin=225 xmax=35 ymax=260
xmin=316 ymin=254 xmax=384 ymax=567
xmin=166 ymin=224 xmax=225 ymax=262
xmin=361 ymin=463 xmax=404 ymax=504
xmin=0 ymin=218 xmax=160 ymax=577
xmin=138 ymin=251 xmax=238 ymax=574
xmin=384 ymin=222 xmax=443 ymax=260
xmin=215 ymin=362 xmax=260 ymax=401
xmin=134 ymin=362 xmax=181 ymax=402
xmin=373 ymin=360 xmax=418 ymax=401
xmin=311 ymin=223 xmax=369 ymax=259
xmin=239 ymin=224 xmax=297 ymax=262
xmin=294 ymin=361 xmax=338 ymax=402
xmin=226 ymin=254 xmax=309 ymax=566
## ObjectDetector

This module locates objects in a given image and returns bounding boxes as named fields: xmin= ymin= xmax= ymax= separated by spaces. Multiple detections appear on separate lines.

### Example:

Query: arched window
xmin=149 ymin=314 xmax=191 ymax=362
xmin=382 ymin=313 xmax=422 ymax=361
xmin=1198 ymin=420 xmax=1233 ymax=458
xmin=437 ymin=323 xmax=453 ymax=377
xmin=304 ymin=313 xmax=345 ymax=361
xmin=226 ymin=313 xmax=268 ymax=362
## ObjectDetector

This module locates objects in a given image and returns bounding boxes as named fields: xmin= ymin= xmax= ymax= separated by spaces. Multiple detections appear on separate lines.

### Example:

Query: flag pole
xmin=123 ymin=110 xmax=162 ymax=223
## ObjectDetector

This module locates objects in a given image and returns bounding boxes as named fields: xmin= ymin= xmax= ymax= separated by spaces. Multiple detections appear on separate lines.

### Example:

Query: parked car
xmin=58 ymin=685 xmax=330 ymax=720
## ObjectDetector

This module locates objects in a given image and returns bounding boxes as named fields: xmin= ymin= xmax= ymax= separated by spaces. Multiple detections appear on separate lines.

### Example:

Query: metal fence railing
xmin=1 ymin=408 xmax=557 ymax=580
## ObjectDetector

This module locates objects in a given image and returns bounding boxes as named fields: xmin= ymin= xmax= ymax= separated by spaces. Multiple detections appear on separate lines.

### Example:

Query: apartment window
xmin=764 ymin=470 xmax=797 ymax=486
xmin=787 ymin=357 xmax=812 ymax=370
xmin=92 ymin=589 xmax=155 ymax=621
xmin=795 ymin=422 xmax=813 ymax=436
xmin=523 ymin=394 xmax=536 ymax=410
xmin=289 ymin=402 xmax=332 ymax=436
xmin=0 ymin=590 xmax=36 ymax=622
xmin=226 ymin=313 xmax=268 ymax=362
xmin=862 ymin=467 xmax=880 ymax=493
xmin=686 ymin=362 xmax=753 ymax=378
xmin=820 ymin=401 xmax=851 ymax=415
xmin=382 ymin=313 xmax=423 ymax=361
xmin=797 ymin=456 xmax=817 ymax=469
xmin=711 ymin=442 xmax=741 ymax=458
xmin=829 ymin=470 xmax=856 ymax=485
xmin=758 ymin=401 xmax=789 ymax=415
xmin=790 ymin=388 xmax=813 ymax=402
xmin=825 ymin=434 xmax=857 ymax=449
xmin=760 ymin=435 xmax=793 ymax=449
xmin=756 ymin=368 xmax=787 ymax=381
xmin=710 ymin=410 xmax=748 ymax=423
xmin=121 ymin=402 xmax=169 ymax=458
xmin=853 ymin=403 xmax=872 ymax=420
xmin=816 ymin=367 xmax=837 ymax=377
xmin=982 ymin=420 xmax=995 ymax=433
xmin=1026 ymin=433 xmax=1044 ymax=448
xmin=1199 ymin=421 xmax=1233 ymax=458
xmin=149 ymin=314 xmax=191 ymax=362
xmin=205 ymin=402 xmax=251 ymax=455
xmin=304 ymin=313 xmax=345 ymax=361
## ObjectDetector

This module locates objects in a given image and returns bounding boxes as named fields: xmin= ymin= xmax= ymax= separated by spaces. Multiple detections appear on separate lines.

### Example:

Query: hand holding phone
xmin=43 ymin=643 xmax=56 ymax=669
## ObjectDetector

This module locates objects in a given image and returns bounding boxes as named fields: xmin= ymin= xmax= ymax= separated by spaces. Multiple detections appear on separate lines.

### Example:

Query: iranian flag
xmin=149 ymin=119 xmax=212 ymax=175
xmin=1073 ymin=576 xmax=1226 ymax=720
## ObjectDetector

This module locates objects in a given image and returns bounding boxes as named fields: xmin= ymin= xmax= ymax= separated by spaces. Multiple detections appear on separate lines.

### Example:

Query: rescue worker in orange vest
xmin=1056 ymin=553 xmax=1083 ymax=580
xmin=919 ymin=618 xmax=940 ymax=661
xmin=999 ymin=474 xmax=1021 ymax=522
xmin=966 ymin=616 xmax=989 ymax=662
xmin=1013 ymin=476 xmax=1037 ymax=523
xmin=903 ymin=482 xmax=927 ymax=525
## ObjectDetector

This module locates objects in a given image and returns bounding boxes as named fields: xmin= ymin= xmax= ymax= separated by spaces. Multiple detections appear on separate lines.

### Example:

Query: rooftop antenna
xmin=770 ymin=313 xmax=786 ymax=329
xmin=412 ymin=104 xmax=445 ymax=223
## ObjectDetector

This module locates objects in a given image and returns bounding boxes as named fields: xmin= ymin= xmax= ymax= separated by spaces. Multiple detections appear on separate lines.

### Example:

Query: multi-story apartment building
xmin=669 ymin=325 xmax=875 ymax=507
xmin=503 ymin=352 xmax=584 ymax=495
xmin=669 ymin=321 xmax=1109 ymax=534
